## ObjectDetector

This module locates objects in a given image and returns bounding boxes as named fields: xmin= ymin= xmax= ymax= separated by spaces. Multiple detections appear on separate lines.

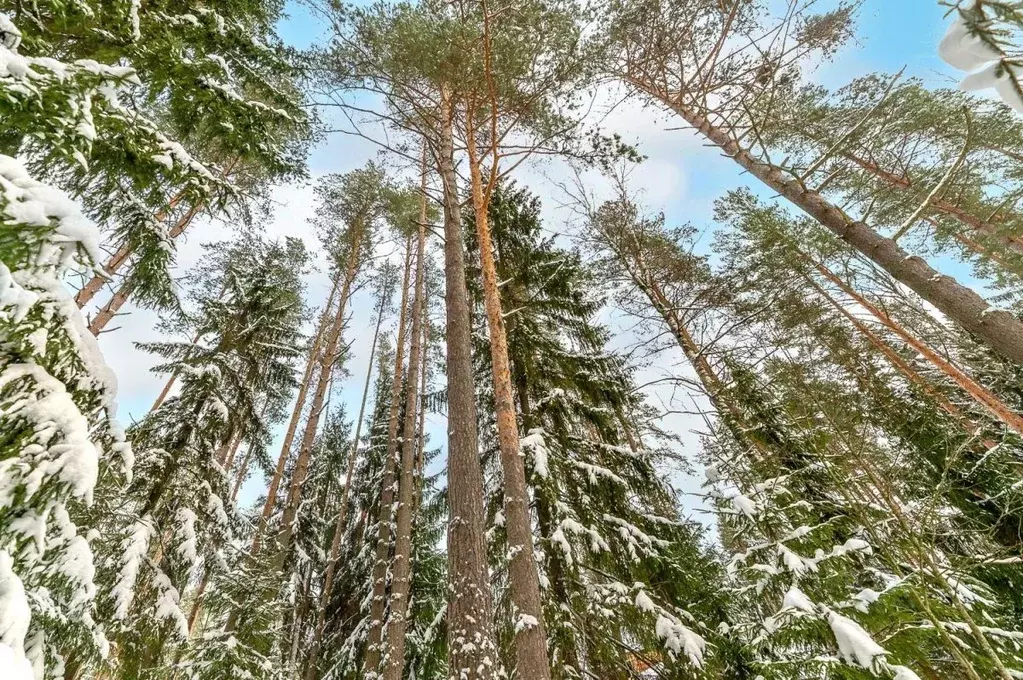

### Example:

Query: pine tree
xmin=598 ymin=0 xmax=1023 ymax=365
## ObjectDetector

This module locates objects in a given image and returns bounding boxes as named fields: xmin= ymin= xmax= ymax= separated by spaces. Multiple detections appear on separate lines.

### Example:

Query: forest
xmin=2 ymin=0 xmax=1023 ymax=678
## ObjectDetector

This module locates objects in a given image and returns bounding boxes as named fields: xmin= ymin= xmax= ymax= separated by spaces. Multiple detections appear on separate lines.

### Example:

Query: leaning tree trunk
xmin=250 ymin=276 xmax=341 ymax=554
xmin=841 ymin=151 xmax=1023 ymax=256
xmin=465 ymin=123 xmax=551 ymax=680
xmin=87 ymin=201 xmax=203 ymax=335
xmin=381 ymin=157 xmax=429 ymax=680
xmin=363 ymin=234 xmax=416 ymax=675
xmin=802 ymin=252 xmax=1023 ymax=435
xmin=304 ymin=276 xmax=390 ymax=680
xmin=629 ymin=79 xmax=1023 ymax=366
xmin=277 ymin=219 xmax=367 ymax=565
xmin=801 ymin=272 xmax=998 ymax=448
xmin=434 ymin=92 xmax=500 ymax=680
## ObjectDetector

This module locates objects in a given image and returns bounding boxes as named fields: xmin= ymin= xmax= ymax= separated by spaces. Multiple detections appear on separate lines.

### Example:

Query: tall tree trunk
xmin=87 ymin=202 xmax=203 ymax=335
xmin=304 ymin=277 xmax=390 ymax=680
xmin=434 ymin=92 xmax=500 ymax=680
xmin=630 ymin=80 xmax=1023 ymax=365
xmin=277 ymin=220 xmax=367 ymax=564
xmin=465 ymin=122 xmax=551 ymax=679
xmin=363 ymin=234 xmax=416 ymax=674
xmin=381 ymin=157 xmax=430 ymax=680
xmin=804 ymin=253 xmax=1023 ymax=435
xmin=251 ymin=276 xmax=341 ymax=554
xmin=413 ymin=276 xmax=430 ymax=514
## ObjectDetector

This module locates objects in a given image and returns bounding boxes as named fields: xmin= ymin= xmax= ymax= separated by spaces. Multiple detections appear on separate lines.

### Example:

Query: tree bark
xmin=276 ymin=219 xmax=367 ymax=565
xmin=465 ymin=120 xmax=551 ymax=680
xmin=304 ymin=275 xmax=390 ymax=680
xmin=805 ymin=254 xmax=1023 ymax=436
xmin=251 ymin=276 xmax=341 ymax=555
xmin=434 ymin=92 xmax=500 ymax=680
xmin=86 ymin=202 xmax=203 ymax=335
xmin=631 ymin=80 xmax=1023 ymax=366
xmin=363 ymin=234 xmax=415 ymax=675
xmin=381 ymin=156 xmax=430 ymax=680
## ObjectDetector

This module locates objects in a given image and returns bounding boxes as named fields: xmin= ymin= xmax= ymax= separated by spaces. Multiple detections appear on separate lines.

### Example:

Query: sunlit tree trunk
xmin=464 ymin=117 xmax=551 ymax=679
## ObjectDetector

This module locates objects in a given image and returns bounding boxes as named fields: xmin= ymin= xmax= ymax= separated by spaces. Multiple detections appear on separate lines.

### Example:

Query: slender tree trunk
xmin=805 ymin=254 xmax=1023 ymax=435
xmin=434 ymin=94 xmax=500 ymax=680
xmin=363 ymin=234 xmax=415 ymax=675
xmin=304 ymin=278 xmax=390 ymax=680
xmin=277 ymin=220 xmax=367 ymax=564
xmin=381 ymin=158 xmax=430 ymax=680
xmin=802 ymin=273 xmax=998 ymax=447
xmin=413 ymin=278 xmax=430 ymax=514
xmin=631 ymin=81 xmax=1023 ymax=365
xmin=464 ymin=123 xmax=550 ymax=678
xmin=87 ymin=202 xmax=203 ymax=335
xmin=230 ymin=442 xmax=254 ymax=503
xmin=251 ymin=277 xmax=341 ymax=554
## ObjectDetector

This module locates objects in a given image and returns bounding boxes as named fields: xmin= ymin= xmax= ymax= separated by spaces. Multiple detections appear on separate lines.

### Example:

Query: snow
xmin=938 ymin=15 xmax=1023 ymax=113
xmin=0 ymin=643 xmax=33 ymax=680
xmin=113 ymin=519 xmax=152 ymax=620
xmin=0 ymin=551 xmax=30 ymax=654
xmin=514 ymin=614 xmax=539 ymax=633
xmin=960 ymin=61 xmax=1023 ymax=113
xmin=782 ymin=586 xmax=815 ymax=613
xmin=175 ymin=507 xmax=199 ymax=567
xmin=889 ymin=666 xmax=922 ymax=680
xmin=520 ymin=428 xmax=550 ymax=479
xmin=939 ymin=16 xmax=1000 ymax=71
xmin=654 ymin=614 xmax=705 ymax=667
xmin=635 ymin=589 xmax=657 ymax=613
xmin=827 ymin=610 xmax=887 ymax=669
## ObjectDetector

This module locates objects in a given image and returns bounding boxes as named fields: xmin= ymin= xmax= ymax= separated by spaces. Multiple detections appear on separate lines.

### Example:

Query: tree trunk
xmin=363 ymin=234 xmax=416 ymax=675
xmin=381 ymin=156 xmax=430 ymax=680
xmin=251 ymin=275 xmax=341 ymax=554
xmin=413 ymin=276 xmax=430 ymax=514
xmin=86 ymin=202 xmax=203 ymax=335
xmin=632 ymin=81 xmax=1023 ymax=366
xmin=276 ymin=220 xmax=367 ymax=565
xmin=304 ymin=276 xmax=390 ymax=680
xmin=434 ymin=92 xmax=500 ymax=680
xmin=805 ymin=254 xmax=1023 ymax=436
xmin=465 ymin=122 xmax=551 ymax=679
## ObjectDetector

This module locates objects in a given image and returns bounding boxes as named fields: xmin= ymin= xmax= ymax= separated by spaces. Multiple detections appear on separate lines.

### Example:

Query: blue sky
xmin=94 ymin=0 xmax=985 ymax=514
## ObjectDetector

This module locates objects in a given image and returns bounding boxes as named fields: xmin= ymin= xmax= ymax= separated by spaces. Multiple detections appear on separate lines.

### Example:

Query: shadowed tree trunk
xmin=304 ymin=273 xmax=390 ymax=680
xmin=363 ymin=233 xmax=415 ymax=674
xmin=250 ymin=277 xmax=341 ymax=555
